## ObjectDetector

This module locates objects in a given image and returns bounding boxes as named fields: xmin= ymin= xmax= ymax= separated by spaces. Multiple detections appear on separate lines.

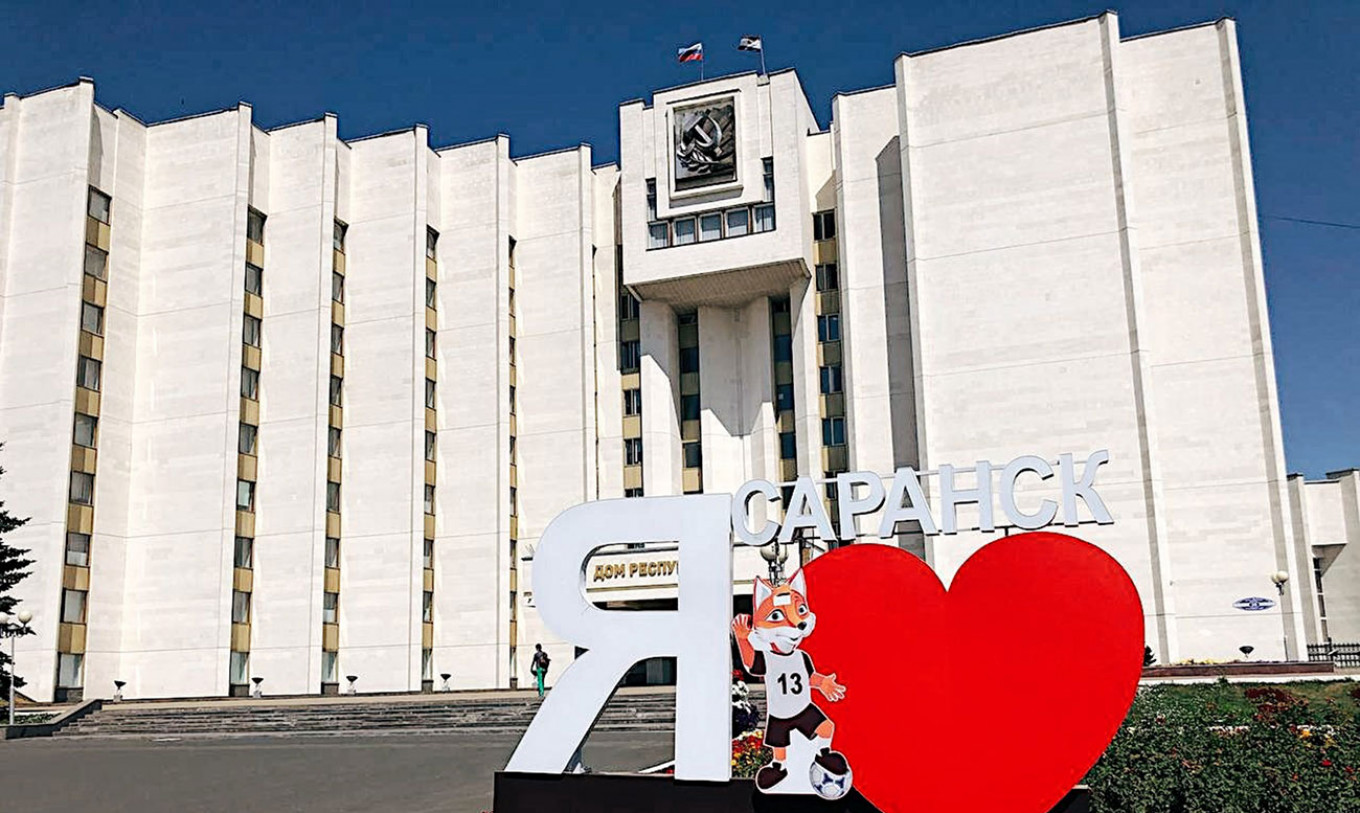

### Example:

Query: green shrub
xmin=1087 ymin=681 xmax=1360 ymax=812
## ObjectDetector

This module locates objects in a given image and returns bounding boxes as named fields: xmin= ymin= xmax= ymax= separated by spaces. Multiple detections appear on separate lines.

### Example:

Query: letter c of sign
xmin=732 ymin=479 xmax=779 ymax=546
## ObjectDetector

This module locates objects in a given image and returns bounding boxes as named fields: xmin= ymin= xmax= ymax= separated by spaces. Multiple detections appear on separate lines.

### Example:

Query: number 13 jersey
xmin=751 ymin=649 xmax=816 ymax=720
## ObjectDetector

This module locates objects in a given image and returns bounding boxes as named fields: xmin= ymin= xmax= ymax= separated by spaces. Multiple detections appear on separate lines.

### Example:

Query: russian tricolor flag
xmin=677 ymin=42 xmax=704 ymax=63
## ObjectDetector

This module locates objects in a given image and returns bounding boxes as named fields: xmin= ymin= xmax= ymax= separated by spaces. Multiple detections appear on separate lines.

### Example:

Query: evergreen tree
xmin=0 ymin=444 xmax=33 ymax=699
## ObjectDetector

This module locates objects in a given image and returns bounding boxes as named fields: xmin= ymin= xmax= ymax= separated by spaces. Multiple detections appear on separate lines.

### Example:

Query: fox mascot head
xmin=748 ymin=569 xmax=815 ymax=656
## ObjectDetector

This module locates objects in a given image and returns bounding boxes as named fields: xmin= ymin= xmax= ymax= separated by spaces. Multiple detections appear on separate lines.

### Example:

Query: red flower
xmin=1323 ymin=760 xmax=1334 ymax=768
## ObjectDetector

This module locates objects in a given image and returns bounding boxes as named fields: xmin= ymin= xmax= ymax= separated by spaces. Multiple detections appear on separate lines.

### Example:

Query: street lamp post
xmin=0 ymin=608 xmax=35 ymax=727
xmin=1271 ymin=570 xmax=1291 ymax=662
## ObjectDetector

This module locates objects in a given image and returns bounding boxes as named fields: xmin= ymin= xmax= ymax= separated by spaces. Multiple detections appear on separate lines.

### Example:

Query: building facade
xmin=0 ymin=13 xmax=1353 ymax=702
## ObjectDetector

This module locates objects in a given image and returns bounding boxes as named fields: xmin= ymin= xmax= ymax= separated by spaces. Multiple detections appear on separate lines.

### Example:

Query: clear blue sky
xmin=2 ymin=0 xmax=1355 ymax=478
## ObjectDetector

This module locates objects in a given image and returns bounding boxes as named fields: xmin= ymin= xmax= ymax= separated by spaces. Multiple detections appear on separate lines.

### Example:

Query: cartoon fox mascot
xmin=732 ymin=568 xmax=851 ymax=793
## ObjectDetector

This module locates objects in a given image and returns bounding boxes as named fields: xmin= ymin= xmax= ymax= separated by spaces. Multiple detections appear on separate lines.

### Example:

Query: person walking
xmin=531 ymin=643 xmax=551 ymax=699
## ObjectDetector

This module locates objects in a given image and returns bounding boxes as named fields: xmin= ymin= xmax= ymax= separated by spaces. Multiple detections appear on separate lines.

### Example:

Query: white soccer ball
xmin=809 ymin=761 xmax=852 ymax=800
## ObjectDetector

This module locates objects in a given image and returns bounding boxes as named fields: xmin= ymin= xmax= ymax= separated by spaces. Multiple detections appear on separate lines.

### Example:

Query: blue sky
xmin=2 ymin=0 xmax=1355 ymax=478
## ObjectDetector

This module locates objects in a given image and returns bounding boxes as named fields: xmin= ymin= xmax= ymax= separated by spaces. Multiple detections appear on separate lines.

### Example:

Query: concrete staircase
xmin=54 ymin=689 xmax=708 ymax=738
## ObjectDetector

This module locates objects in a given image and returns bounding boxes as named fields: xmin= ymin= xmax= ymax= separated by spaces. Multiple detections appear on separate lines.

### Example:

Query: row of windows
xmin=647 ymin=204 xmax=775 ymax=250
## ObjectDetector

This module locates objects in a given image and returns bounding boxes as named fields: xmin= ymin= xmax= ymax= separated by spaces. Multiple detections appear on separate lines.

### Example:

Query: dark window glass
xmin=84 ymin=245 xmax=108 ymax=280
xmin=239 ymin=422 xmax=257 ymax=454
xmin=247 ymin=208 xmax=266 ymax=243
xmin=329 ymin=375 xmax=342 ymax=406
xmin=817 ymin=314 xmax=840 ymax=343
xmin=426 ymin=278 xmax=436 ymax=309
xmin=243 ymin=315 xmax=262 ymax=347
xmin=780 ymin=431 xmax=797 ymax=460
xmin=813 ymin=210 xmax=836 ymax=241
xmin=679 ymin=346 xmax=700 ymax=374
xmin=623 ymin=388 xmax=642 ymax=416
xmin=425 ymin=378 xmax=436 ymax=409
xmin=683 ymin=441 xmax=703 ymax=469
xmin=70 ymin=471 xmax=95 ymax=505
xmin=88 ymin=188 xmax=111 ymax=224
xmin=74 ymin=413 xmax=98 ymax=448
xmin=245 ymin=263 xmax=263 ymax=296
xmin=822 ymin=417 xmax=846 ymax=447
xmin=241 ymin=367 xmax=260 ymax=399
xmin=426 ymin=227 xmax=439 ymax=260
xmin=773 ymin=334 xmax=793 ymax=363
xmin=66 ymin=532 xmax=91 ymax=567
xmin=236 ymin=479 xmax=255 ymax=510
xmin=333 ymin=220 xmax=347 ymax=251
xmin=77 ymin=356 xmax=101 ymax=391
xmin=327 ymin=481 xmax=341 ymax=512
xmin=332 ymin=272 xmax=344 ymax=303
xmin=815 ymin=264 xmax=840 ymax=292
xmin=820 ymin=364 xmax=844 ymax=394
xmin=81 ymin=302 xmax=104 ymax=336
xmin=234 ymin=536 xmax=253 ymax=568
xmin=331 ymin=324 xmax=344 ymax=355
xmin=620 ymin=340 xmax=640 ymax=372
xmin=776 ymin=383 xmax=795 ymax=412
xmin=625 ymin=437 xmax=643 ymax=465
xmin=681 ymin=394 xmax=700 ymax=422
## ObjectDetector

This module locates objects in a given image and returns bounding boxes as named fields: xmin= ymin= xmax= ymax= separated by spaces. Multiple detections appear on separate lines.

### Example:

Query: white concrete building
xmin=0 ymin=13 xmax=1353 ymax=702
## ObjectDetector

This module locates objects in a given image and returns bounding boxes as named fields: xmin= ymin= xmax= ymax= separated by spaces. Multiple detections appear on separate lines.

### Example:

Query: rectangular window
xmin=762 ymin=157 xmax=775 ymax=203
xmin=683 ymin=441 xmax=703 ymax=469
xmin=242 ymin=367 xmax=260 ymax=400
xmin=329 ymin=375 xmax=342 ymax=407
xmin=425 ymin=378 xmax=436 ymax=409
xmin=57 ymin=653 xmax=84 ymax=688
xmin=426 ymin=328 xmax=436 ymax=359
xmin=509 ymin=336 xmax=516 ymax=365
xmin=773 ymin=334 xmax=793 ymax=363
xmin=726 ymin=208 xmax=749 ymax=237
xmin=73 ymin=413 xmax=98 ymax=448
xmin=81 ymin=302 xmax=104 ymax=336
xmin=620 ymin=340 xmax=641 ymax=371
xmin=423 ymin=591 xmax=434 ymax=623
xmin=229 ymin=651 xmax=249 ymax=685
xmin=245 ymin=263 xmax=263 ymax=296
xmin=624 ymin=487 xmax=643 ymax=498
xmin=822 ymin=417 xmax=846 ymax=447
xmin=333 ymin=220 xmax=347 ymax=252
xmin=426 ymin=226 xmax=439 ymax=260
xmin=623 ymin=388 xmax=642 ymax=416
xmin=234 ymin=536 xmax=253 ymax=568
xmin=231 ymin=590 xmax=250 ymax=623
xmin=331 ymin=324 xmax=343 ymax=355
xmin=780 ymin=431 xmax=797 ymax=460
xmin=237 ymin=479 xmax=255 ymax=511
xmin=510 ymin=486 xmax=518 ymax=516
xmin=753 ymin=204 xmax=776 ymax=233
xmin=679 ymin=346 xmax=700 ymax=375
xmin=625 ymin=437 xmax=643 ymax=466
xmin=422 ymin=648 xmax=434 ymax=681
xmin=813 ymin=210 xmax=837 ymax=241
xmin=327 ymin=481 xmax=341 ymax=513
xmin=646 ymin=179 xmax=657 ymax=221
xmin=324 ymin=592 xmax=339 ymax=624
xmin=699 ymin=213 xmax=723 ymax=242
xmin=424 ymin=484 xmax=436 ymax=515
xmin=77 ymin=356 xmax=102 ymax=391
xmin=817 ymin=314 xmax=841 ymax=343
xmin=619 ymin=292 xmax=640 ymax=320
xmin=84 ymin=245 xmax=108 ymax=280
xmin=328 ymin=427 xmax=341 ymax=458
xmin=776 ymin=383 xmax=795 ymax=412
xmin=321 ymin=651 xmax=338 ymax=683
xmin=332 ymin=271 xmax=345 ymax=303
xmin=247 ymin=208 xmax=266 ymax=244
xmin=820 ymin=364 xmax=844 ymax=394
xmin=815 ymin=263 xmax=840 ymax=292
xmin=61 ymin=589 xmax=87 ymax=623
xmin=66 ymin=532 xmax=90 ymax=567
xmin=648 ymin=222 xmax=670 ymax=249
xmin=673 ymin=217 xmax=696 ymax=246
xmin=509 ymin=385 xmax=516 ymax=415
xmin=681 ymin=394 xmax=701 ymax=422
xmin=772 ymin=297 xmax=790 ymax=315
xmin=70 ymin=471 xmax=94 ymax=506
xmin=423 ymin=538 xmax=434 ymax=570
xmin=426 ymin=277 xmax=436 ymax=309
xmin=239 ymin=422 xmax=257 ymax=455
xmin=425 ymin=430 xmax=437 ymax=462
xmin=88 ymin=187 xmax=112 ymax=224
xmin=243 ymin=315 xmax=262 ymax=348
xmin=325 ymin=536 xmax=340 ymax=568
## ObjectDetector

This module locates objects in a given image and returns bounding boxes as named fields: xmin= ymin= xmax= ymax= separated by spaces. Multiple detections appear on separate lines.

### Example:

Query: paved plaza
xmin=0 ymin=730 xmax=673 ymax=812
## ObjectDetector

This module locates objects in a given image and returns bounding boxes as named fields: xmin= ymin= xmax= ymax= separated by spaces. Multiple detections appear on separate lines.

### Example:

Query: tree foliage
xmin=0 ymin=444 xmax=34 ymax=698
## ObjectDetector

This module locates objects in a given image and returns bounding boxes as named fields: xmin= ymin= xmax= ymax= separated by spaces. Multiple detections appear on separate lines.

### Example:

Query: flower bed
xmin=1086 ymin=680 xmax=1360 ymax=812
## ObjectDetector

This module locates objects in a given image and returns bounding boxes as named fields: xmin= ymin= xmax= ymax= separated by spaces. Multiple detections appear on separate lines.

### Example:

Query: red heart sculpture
xmin=798 ymin=532 xmax=1142 ymax=813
